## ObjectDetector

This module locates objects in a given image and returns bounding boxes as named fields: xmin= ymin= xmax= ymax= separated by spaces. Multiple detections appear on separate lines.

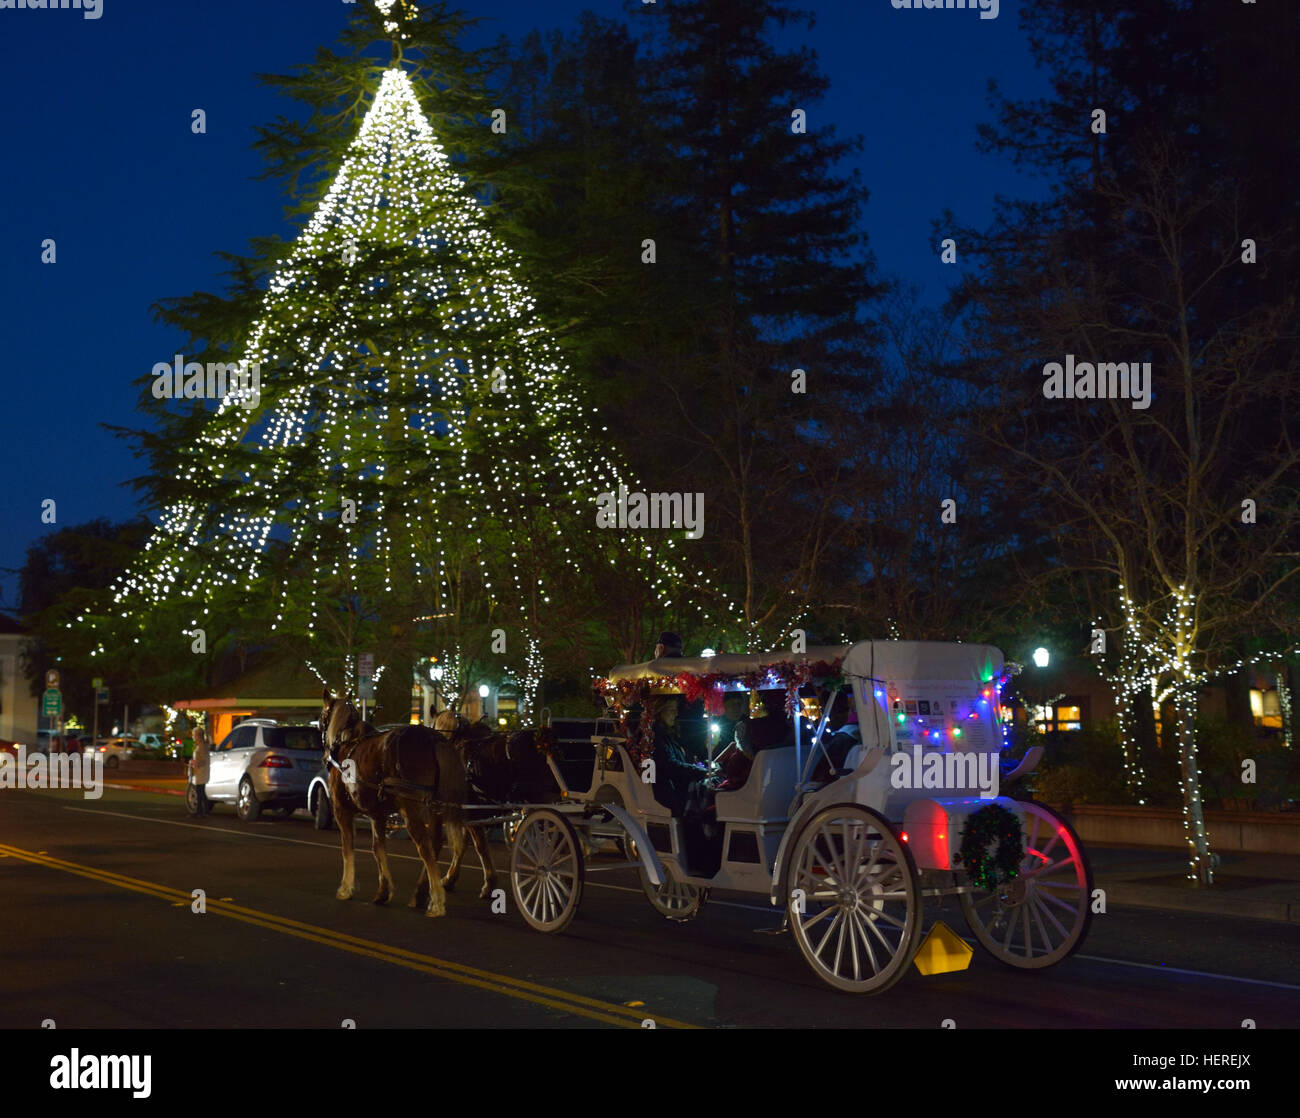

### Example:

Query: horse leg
xmin=468 ymin=824 xmax=496 ymax=900
xmin=370 ymin=812 xmax=394 ymax=905
xmin=441 ymin=820 xmax=465 ymax=893
xmin=334 ymin=789 xmax=357 ymax=901
xmin=406 ymin=812 xmax=448 ymax=918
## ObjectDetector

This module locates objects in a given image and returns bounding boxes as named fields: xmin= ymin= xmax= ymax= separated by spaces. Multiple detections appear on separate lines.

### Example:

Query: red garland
xmin=593 ymin=658 xmax=844 ymax=757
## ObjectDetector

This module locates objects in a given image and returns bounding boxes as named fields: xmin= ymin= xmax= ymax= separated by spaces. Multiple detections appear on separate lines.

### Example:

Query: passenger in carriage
xmin=747 ymin=688 xmax=796 ymax=752
xmin=811 ymin=691 xmax=862 ymax=782
xmin=710 ymin=719 xmax=754 ymax=792
xmin=649 ymin=695 xmax=709 ymax=817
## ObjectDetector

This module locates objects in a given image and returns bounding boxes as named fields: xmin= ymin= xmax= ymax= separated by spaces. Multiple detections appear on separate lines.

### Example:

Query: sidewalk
xmin=1090 ymin=844 xmax=1300 ymax=924
xmin=102 ymin=777 xmax=187 ymax=798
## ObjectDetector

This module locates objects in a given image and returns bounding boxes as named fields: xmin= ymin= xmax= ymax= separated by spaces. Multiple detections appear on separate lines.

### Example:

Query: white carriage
xmin=508 ymin=640 xmax=1093 ymax=994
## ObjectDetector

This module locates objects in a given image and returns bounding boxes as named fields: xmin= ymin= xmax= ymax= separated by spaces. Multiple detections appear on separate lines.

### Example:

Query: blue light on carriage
xmin=874 ymin=688 xmax=884 ymax=699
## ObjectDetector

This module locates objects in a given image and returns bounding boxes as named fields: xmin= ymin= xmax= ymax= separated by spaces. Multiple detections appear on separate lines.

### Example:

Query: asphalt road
xmin=2 ymin=787 xmax=1298 ymax=1030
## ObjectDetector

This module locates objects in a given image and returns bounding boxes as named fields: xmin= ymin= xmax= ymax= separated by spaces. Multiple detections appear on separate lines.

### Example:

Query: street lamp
xmin=1030 ymin=646 xmax=1052 ymax=736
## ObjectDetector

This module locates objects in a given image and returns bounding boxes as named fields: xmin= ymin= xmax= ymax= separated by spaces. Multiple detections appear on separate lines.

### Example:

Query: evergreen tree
xmin=492 ymin=1 xmax=885 ymax=650
xmin=92 ymin=1 xmax=727 ymax=721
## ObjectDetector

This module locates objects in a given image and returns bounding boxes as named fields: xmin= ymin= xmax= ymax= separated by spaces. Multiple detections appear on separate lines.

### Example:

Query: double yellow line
xmin=0 ymin=843 xmax=697 ymax=1029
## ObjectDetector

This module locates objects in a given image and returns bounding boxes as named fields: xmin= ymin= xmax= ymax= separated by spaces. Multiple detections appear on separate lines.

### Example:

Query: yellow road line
xmin=0 ymin=843 xmax=698 ymax=1029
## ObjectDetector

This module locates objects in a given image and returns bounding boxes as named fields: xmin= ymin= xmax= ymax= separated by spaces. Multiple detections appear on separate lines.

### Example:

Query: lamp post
xmin=1029 ymin=647 xmax=1052 ymax=739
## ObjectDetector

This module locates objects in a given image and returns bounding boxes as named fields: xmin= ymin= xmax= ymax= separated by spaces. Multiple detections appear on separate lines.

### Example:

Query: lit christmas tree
xmin=92 ymin=1 xmax=724 ymax=718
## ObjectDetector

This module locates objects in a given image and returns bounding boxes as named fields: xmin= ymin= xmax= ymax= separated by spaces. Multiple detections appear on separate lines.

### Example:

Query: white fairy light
xmin=98 ymin=64 xmax=730 ymax=709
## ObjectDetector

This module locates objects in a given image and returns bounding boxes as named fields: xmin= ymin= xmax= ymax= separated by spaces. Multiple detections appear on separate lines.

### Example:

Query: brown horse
xmin=439 ymin=716 xmax=562 ymax=897
xmin=320 ymin=690 xmax=468 ymax=917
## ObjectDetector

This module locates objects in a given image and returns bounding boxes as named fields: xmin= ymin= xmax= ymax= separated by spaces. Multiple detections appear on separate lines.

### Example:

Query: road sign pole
xmin=92 ymin=690 xmax=99 ymax=760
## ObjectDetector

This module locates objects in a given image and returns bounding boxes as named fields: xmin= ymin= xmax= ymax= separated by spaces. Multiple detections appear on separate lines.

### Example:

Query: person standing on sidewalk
xmin=189 ymin=725 xmax=211 ymax=816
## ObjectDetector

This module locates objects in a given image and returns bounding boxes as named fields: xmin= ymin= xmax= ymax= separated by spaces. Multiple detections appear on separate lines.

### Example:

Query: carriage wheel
xmin=787 ymin=804 xmax=922 ymax=994
xmin=959 ymin=800 xmax=1093 ymax=969
xmin=510 ymin=809 xmax=584 ymax=933
xmin=627 ymin=838 xmax=707 ymax=922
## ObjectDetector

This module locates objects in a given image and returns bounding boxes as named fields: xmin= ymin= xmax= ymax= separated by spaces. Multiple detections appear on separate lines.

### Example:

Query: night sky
xmin=0 ymin=0 xmax=1047 ymax=609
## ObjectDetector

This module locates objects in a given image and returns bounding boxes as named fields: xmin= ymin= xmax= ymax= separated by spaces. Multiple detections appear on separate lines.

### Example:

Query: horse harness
xmin=325 ymin=715 xmax=459 ymax=813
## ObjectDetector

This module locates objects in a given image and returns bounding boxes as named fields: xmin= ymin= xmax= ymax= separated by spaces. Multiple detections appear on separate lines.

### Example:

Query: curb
xmin=1104 ymin=882 xmax=1300 ymax=925
xmin=102 ymin=782 xmax=186 ymax=798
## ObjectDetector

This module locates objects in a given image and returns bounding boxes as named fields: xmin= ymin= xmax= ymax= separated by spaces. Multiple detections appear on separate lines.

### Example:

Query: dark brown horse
xmin=320 ymin=690 xmax=468 ymax=917
xmin=438 ymin=716 xmax=562 ymax=896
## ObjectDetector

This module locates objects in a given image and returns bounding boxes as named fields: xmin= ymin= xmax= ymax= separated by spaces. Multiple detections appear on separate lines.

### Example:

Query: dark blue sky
xmin=0 ymin=0 xmax=1048 ymax=610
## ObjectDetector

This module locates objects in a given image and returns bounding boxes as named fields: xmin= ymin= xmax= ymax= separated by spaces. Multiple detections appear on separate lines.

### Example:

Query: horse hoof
xmin=425 ymin=904 xmax=446 ymax=918
xmin=409 ymin=895 xmax=426 ymax=909
xmin=336 ymin=887 xmax=354 ymax=900
xmin=372 ymin=892 xmax=390 ymax=905
xmin=478 ymin=883 xmax=495 ymax=900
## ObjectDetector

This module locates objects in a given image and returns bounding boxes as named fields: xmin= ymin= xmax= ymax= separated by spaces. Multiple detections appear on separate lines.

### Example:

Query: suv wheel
xmin=105 ymin=755 xmax=120 ymax=769
xmin=236 ymin=777 xmax=262 ymax=822
xmin=185 ymin=781 xmax=202 ymax=817
xmin=313 ymin=788 xmax=334 ymax=831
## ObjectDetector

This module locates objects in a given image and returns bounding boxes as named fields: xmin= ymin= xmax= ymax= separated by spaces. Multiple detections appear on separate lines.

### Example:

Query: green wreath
xmin=954 ymin=804 xmax=1024 ymax=891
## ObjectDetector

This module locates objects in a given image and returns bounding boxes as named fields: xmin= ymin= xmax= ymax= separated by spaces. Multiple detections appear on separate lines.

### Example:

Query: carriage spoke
xmin=1037 ymin=885 xmax=1082 ymax=915
xmin=819 ymin=826 xmax=847 ymax=883
xmin=814 ymin=909 xmax=844 ymax=959
xmin=1029 ymin=890 xmax=1067 ymax=940
xmin=852 ymin=910 xmax=880 ymax=975
xmin=1020 ymin=903 xmax=1033 ymax=957
xmin=798 ymin=903 xmax=837 ymax=932
xmin=832 ymin=909 xmax=848 ymax=975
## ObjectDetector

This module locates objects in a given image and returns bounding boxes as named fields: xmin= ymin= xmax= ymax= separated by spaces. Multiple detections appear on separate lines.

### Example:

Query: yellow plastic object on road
xmin=912 ymin=919 xmax=974 ymax=976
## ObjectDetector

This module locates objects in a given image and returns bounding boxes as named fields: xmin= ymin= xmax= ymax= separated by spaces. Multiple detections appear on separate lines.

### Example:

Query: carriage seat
xmin=714 ymin=746 xmax=798 ymax=823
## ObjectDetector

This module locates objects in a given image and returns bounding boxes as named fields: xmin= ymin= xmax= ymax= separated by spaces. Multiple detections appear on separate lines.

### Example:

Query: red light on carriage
xmin=899 ymin=831 xmax=909 ymax=843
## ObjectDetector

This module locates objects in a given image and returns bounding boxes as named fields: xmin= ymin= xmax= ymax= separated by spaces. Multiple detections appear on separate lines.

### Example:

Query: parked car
xmin=93 ymin=737 xmax=141 ymax=768
xmin=197 ymin=720 xmax=322 ymax=821
xmin=136 ymin=733 xmax=166 ymax=750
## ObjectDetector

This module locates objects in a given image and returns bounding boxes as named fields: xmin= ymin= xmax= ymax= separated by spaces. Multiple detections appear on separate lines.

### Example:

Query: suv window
xmin=266 ymin=727 xmax=322 ymax=752
xmin=229 ymin=725 xmax=260 ymax=751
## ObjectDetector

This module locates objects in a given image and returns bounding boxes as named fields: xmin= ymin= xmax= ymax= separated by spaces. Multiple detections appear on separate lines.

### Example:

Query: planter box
xmin=1047 ymin=802 xmax=1300 ymax=855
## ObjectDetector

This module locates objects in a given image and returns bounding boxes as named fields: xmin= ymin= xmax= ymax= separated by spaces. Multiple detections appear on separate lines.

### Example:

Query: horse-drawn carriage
xmin=504 ymin=640 xmax=1093 ymax=994
xmin=319 ymin=639 xmax=1092 ymax=995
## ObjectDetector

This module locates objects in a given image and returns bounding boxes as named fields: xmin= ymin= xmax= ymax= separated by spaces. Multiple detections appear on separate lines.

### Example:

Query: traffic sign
xmin=92 ymin=677 xmax=103 ymax=689
xmin=44 ymin=669 xmax=60 ymax=689
xmin=42 ymin=688 xmax=62 ymax=717
xmin=96 ymin=688 xmax=110 ymax=705
xmin=358 ymin=652 xmax=375 ymax=699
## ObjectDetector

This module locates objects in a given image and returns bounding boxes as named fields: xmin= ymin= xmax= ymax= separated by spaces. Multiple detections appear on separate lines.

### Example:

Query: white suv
xmin=199 ymin=720 xmax=322 ymax=821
